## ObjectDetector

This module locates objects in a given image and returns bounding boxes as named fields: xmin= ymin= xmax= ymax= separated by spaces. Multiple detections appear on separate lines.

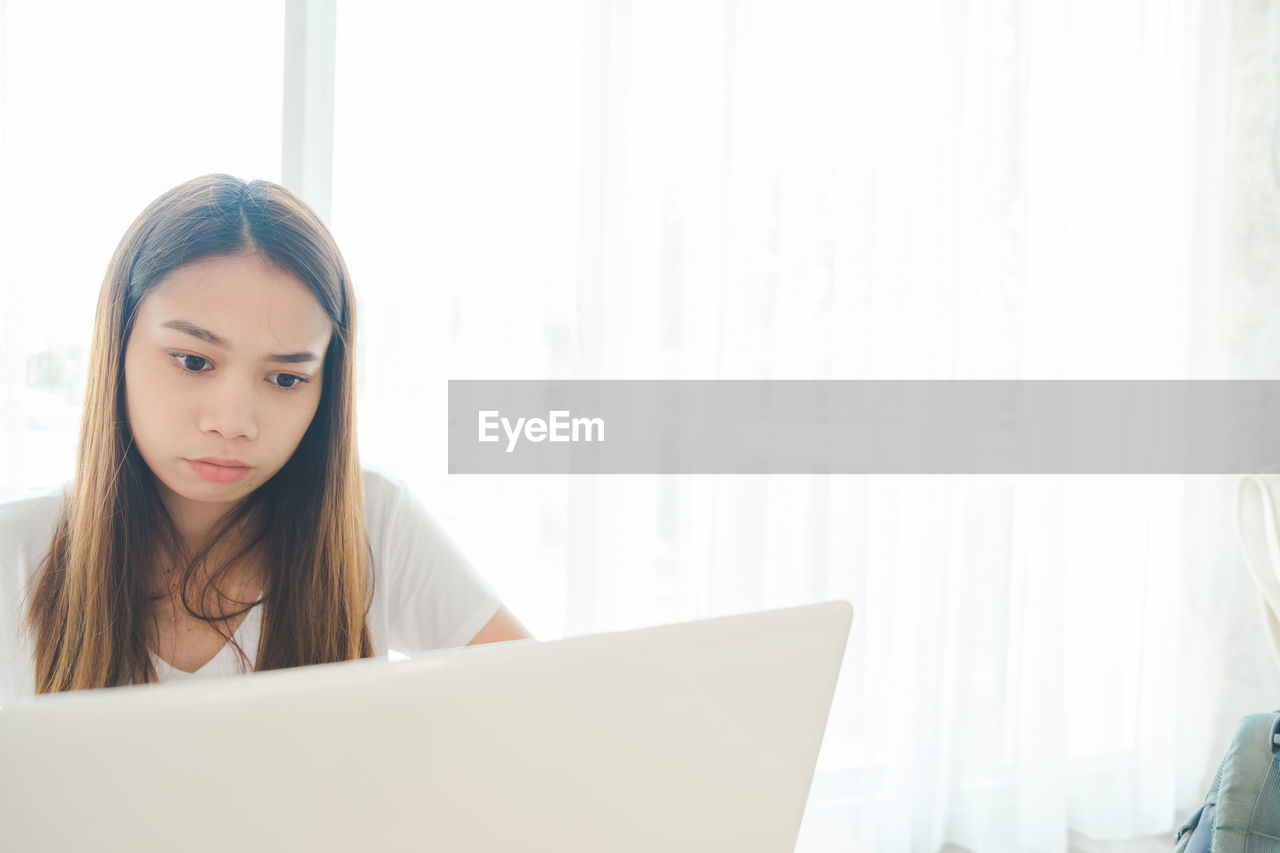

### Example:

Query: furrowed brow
xmin=268 ymin=351 xmax=321 ymax=364
xmin=161 ymin=319 xmax=226 ymax=348
xmin=160 ymin=319 xmax=320 ymax=364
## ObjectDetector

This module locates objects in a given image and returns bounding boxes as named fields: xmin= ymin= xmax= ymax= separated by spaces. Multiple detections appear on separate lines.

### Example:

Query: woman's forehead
xmin=141 ymin=254 xmax=333 ymax=352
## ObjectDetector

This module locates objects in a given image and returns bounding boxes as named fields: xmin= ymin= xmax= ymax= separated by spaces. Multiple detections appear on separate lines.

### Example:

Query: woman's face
xmin=123 ymin=252 xmax=333 ymax=524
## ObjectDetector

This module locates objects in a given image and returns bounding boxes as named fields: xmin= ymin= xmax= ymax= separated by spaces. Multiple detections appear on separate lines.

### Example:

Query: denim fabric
xmin=1179 ymin=713 xmax=1280 ymax=853
xmin=1178 ymin=803 xmax=1213 ymax=853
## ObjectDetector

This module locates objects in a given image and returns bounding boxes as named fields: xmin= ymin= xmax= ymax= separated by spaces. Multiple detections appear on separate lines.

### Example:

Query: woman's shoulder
xmin=360 ymin=464 xmax=414 ymax=526
xmin=358 ymin=463 xmax=473 ymax=571
xmin=359 ymin=464 xmax=447 ymax=548
xmin=360 ymin=463 xmax=406 ymax=500
xmin=0 ymin=484 xmax=67 ymax=556
xmin=0 ymin=485 xmax=67 ymax=627
xmin=356 ymin=465 xmax=498 ymax=652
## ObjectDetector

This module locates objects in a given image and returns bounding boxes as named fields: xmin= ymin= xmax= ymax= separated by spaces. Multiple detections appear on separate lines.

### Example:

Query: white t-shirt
xmin=0 ymin=466 xmax=501 ymax=703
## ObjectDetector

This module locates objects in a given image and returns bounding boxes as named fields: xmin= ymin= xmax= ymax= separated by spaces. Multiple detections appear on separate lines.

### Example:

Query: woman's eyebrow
xmin=160 ymin=319 xmax=321 ymax=364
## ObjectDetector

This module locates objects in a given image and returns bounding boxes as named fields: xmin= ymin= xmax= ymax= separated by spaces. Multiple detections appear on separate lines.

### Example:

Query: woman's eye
xmin=172 ymin=353 xmax=211 ymax=372
xmin=170 ymin=354 xmax=306 ymax=391
xmin=269 ymin=373 xmax=309 ymax=391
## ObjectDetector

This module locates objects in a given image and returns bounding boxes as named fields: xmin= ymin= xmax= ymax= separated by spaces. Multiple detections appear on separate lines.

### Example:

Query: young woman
xmin=0 ymin=174 xmax=529 ymax=699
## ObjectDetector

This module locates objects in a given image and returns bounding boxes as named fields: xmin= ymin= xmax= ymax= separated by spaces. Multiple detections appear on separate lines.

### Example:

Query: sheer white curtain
xmin=330 ymin=2 xmax=1240 ymax=850
xmin=0 ymin=1 xmax=1263 ymax=850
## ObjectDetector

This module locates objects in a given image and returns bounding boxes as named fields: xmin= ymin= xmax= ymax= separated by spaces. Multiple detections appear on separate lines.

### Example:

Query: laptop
xmin=0 ymin=600 xmax=852 ymax=852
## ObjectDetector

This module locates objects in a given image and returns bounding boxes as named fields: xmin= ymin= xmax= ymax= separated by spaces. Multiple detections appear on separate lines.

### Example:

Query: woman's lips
xmin=188 ymin=459 xmax=251 ymax=483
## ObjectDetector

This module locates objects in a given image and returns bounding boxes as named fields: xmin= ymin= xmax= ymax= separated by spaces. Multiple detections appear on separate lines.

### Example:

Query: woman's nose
xmin=198 ymin=379 xmax=259 ymax=441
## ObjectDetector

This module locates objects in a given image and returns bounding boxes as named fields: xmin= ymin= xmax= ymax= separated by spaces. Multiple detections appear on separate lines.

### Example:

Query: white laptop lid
xmin=0 ymin=600 xmax=852 ymax=853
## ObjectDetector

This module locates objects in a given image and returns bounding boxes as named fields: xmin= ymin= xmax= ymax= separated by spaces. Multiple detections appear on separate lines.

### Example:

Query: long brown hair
xmin=26 ymin=174 xmax=373 ymax=692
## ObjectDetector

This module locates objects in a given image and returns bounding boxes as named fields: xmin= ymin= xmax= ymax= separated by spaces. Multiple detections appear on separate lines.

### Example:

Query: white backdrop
xmin=2 ymin=2 xmax=1277 ymax=851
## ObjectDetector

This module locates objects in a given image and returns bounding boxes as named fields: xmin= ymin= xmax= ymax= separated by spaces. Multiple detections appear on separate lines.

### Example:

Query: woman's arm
xmin=467 ymin=604 xmax=533 ymax=645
